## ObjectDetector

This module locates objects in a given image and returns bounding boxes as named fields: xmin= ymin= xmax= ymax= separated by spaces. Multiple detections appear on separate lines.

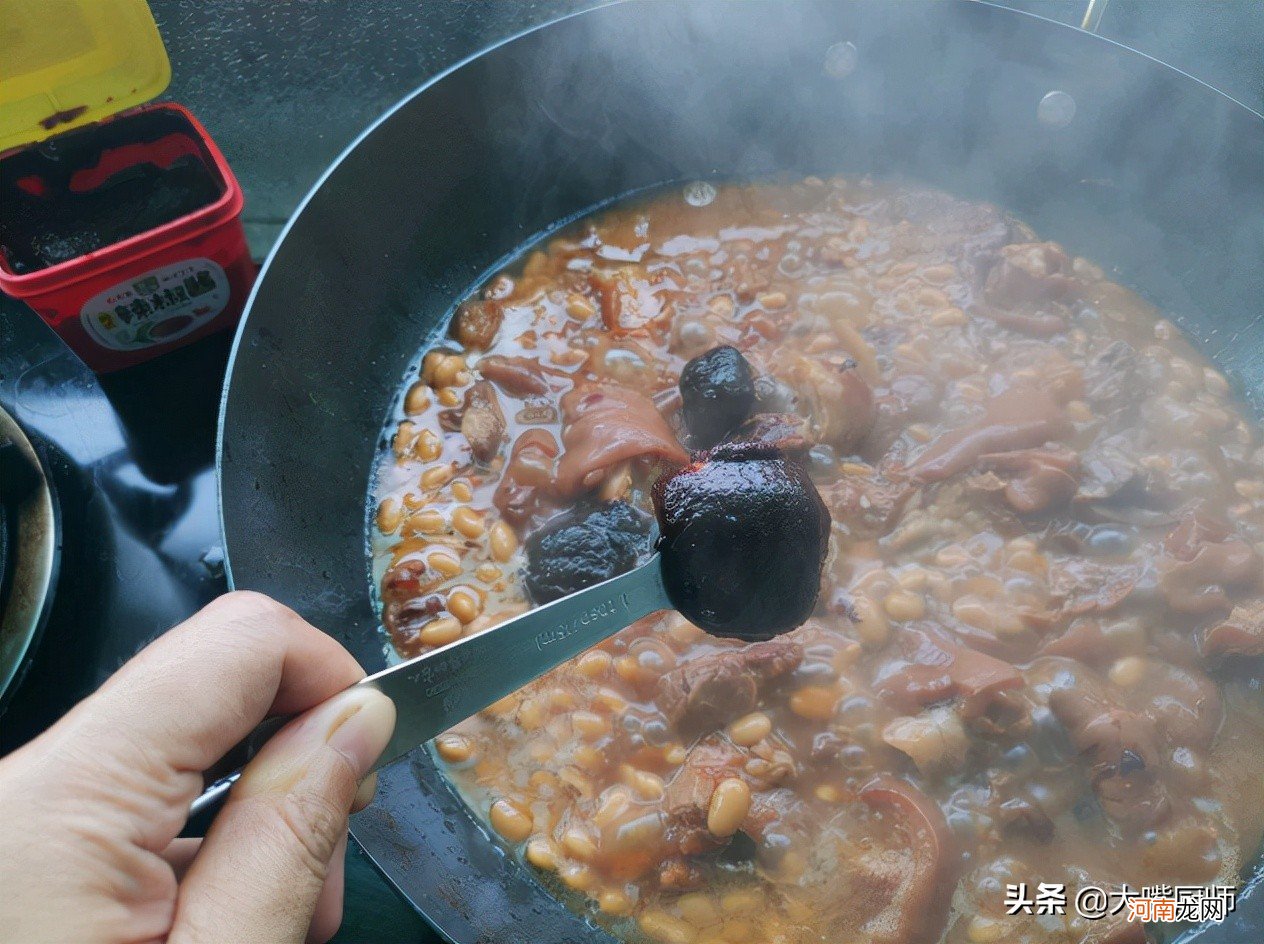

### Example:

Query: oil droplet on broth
xmin=823 ymin=41 xmax=858 ymax=79
xmin=1038 ymin=90 xmax=1077 ymax=127
xmin=682 ymin=181 xmax=717 ymax=207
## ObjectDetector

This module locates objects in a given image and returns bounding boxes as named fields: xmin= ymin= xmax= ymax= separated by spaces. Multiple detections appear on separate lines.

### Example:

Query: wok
xmin=218 ymin=1 xmax=1264 ymax=941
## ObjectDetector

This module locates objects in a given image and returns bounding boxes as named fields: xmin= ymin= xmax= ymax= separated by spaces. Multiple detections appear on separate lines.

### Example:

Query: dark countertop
xmin=152 ymin=0 xmax=587 ymax=258
xmin=4 ymin=2 xmax=1262 ymax=942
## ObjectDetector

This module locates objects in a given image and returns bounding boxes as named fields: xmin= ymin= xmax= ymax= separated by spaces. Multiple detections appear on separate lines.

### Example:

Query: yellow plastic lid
xmin=0 ymin=0 xmax=171 ymax=153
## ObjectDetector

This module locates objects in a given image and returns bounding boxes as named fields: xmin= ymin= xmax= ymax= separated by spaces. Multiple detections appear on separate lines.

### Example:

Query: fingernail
xmin=351 ymin=771 xmax=379 ymax=814
xmin=236 ymin=688 xmax=398 ymax=799
xmin=324 ymin=688 xmax=396 ymax=778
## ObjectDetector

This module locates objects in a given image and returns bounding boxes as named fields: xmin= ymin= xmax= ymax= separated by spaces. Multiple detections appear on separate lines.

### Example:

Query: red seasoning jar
xmin=0 ymin=0 xmax=254 ymax=373
xmin=0 ymin=104 xmax=253 ymax=372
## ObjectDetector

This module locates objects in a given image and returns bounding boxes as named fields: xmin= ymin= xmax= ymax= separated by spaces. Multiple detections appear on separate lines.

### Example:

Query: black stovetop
xmin=0 ymin=308 xmax=228 ymax=753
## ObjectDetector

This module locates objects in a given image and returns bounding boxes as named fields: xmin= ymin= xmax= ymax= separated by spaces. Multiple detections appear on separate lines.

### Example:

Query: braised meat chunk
xmin=977 ymin=445 xmax=1080 ymax=515
xmin=1204 ymin=600 xmax=1264 ymax=660
xmin=658 ymin=639 xmax=803 ymax=732
xmin=856 ymin=777 xmax=957 ymax=943
xmin=458 ymin=381 xmax=506 ymax=464
xmin=983 ymin=241 xmax=1079 ymax=307
xmin=876 ymin=625 xmax=1024 ymax=726
xmin=1158 ymin=512 xmax=1260 ymax=614
xmin=1048 ymin=676 xmax=1172 ymax=832
xmin=906 ymin=385 xmax=1069 ymax=483
xmin=770 ymin=351 xmax=876 ymax=454
xmin=556 ymin=384 xmax=689 ymax=496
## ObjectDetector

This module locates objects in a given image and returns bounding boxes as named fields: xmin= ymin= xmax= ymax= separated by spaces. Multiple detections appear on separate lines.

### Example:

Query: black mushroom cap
xmin=653 ymin=452 xmax=832 ymax=641
xmin=679 ymin=345 xmax=756 ymax=448
xmin=524 ymin=501 xmax=654 ymax=604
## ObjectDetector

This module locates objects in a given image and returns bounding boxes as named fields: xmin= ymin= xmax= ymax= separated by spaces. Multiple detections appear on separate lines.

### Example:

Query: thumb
xmin=171 ymin=687 xmax=396 ymax=944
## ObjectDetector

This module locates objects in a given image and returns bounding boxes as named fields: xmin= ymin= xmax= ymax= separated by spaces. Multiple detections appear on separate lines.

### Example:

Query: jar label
xmin=80 ymin=258 xmax=230 ymax=351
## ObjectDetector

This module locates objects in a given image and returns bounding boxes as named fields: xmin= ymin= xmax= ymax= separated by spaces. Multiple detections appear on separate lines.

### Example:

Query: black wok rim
xmin=215 ymin=2 xmax=1264 ymax=942
xmin=0 ymin=406 xmax=60 ymax=717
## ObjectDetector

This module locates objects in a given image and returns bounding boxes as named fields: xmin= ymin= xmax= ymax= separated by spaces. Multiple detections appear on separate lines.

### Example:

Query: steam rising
xmin=486 ymin=1 xmax=1261 ymax=408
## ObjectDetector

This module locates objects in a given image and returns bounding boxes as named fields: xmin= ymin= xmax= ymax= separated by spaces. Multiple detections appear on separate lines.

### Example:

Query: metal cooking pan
xmin=217 ymin=2 xmax=1264 ymax=941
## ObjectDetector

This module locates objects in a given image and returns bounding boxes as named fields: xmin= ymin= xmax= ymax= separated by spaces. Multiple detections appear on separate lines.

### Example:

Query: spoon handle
xmin=362 ymin=552 xmax=669 ymax=770
xmin=187 ymin=555 xmax=670 ymax=826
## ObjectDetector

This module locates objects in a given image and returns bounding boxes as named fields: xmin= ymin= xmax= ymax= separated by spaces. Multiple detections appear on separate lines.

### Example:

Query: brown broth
xmin=372 ymin=178 xmax=1264 ymax=944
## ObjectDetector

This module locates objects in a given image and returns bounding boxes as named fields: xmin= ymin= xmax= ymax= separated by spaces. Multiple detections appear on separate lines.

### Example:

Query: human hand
xmin=0 ymin=591 xmax=396 ymax=944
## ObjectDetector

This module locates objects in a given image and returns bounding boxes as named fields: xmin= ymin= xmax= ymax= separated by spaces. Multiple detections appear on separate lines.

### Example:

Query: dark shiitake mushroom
xmin=523 ymin=448 xmax=831 ymax=642
xmin=654 ymin=444 xmax=831 ymax=640
xmin=524 ymin=501 xmax=654 ymax=604
xmin=679 ymin=345 xmax=756 ymax=447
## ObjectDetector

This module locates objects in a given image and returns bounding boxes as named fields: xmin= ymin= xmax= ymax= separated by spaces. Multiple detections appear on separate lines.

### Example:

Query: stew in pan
xmin=371 ymin=178 xmax=1264 ymax=944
